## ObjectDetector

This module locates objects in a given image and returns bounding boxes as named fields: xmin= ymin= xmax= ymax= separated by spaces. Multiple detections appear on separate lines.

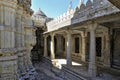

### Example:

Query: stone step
xmin=52 ymin=67 xmax=61 ymax=75
xmin=72 ymin=55 xmax=81 ymax=62
xmin=41 ymin=57 xmax=53 ymax=66
xmin=61 ymin=66 xmax=90 ymax=80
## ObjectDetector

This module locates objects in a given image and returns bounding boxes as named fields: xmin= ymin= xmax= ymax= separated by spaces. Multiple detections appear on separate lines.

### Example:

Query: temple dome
xmin=33 ymin=8 xmax=47 ymax=18
xmin=32 ymin=8 xmax=53 ymax=28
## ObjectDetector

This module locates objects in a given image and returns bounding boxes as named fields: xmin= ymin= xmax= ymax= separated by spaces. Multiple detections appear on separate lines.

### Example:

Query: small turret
xmin=78 ymin=0 xmax=84 ymax=8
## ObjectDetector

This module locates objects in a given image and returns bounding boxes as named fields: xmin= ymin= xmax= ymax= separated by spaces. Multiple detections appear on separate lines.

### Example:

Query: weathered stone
xmin=0 ymin=0 xmax=36 ymax=79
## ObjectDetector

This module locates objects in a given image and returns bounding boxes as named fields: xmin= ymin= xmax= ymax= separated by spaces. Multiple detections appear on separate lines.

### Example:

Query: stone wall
xmin=0 ymin=0 xmax=36 ymax=79
xmin=31 ymin=28 xmax=44 ymax=61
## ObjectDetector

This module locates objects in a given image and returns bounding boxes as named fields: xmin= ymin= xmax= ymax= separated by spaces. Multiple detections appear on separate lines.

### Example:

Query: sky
xmin=31 ymin=0 xmax=87 ymax=18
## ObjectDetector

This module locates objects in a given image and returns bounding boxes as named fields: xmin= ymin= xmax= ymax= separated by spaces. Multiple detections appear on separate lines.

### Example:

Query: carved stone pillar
xmin=103 ymin=33 xmax=111 ymax=67
xmin=50 ymin=33 xmax=55 ymax=59
xmin=88 ymin=23 xmax=97 ymax=77
xmin=66 ymin=31 xmax=72 ymax=66
xmin=44 ymin=35 xmax=48 ymax=57
xmin=81 ymin=32 xmax=86 ymax=62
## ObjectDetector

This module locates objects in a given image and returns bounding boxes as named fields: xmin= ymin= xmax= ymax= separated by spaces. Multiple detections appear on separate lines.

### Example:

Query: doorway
xmin=112 ymin=29 xmax=120 ymax=69
xmin=96 ymin=37 xmax=102 ymax=57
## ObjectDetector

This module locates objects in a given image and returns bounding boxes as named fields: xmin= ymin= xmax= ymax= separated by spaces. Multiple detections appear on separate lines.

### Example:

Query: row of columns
xmin=44 ymin=33 xmax=55 ymax=59
xmin=43 ymin=32 xmax=72 ymax=66
xmin=44 ymin=23 xmax=97 ymax=77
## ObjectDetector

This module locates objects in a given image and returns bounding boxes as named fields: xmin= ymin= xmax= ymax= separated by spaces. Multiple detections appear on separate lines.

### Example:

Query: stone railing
xmin=72 ymin=0 xmax=120 ymax=24
xmin=47 ymin=9 xmax=75 ymax=32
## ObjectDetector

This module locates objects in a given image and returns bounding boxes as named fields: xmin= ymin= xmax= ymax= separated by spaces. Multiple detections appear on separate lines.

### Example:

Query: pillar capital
xmin=50 ymin=32 xmax=55 ymax=37
xmin=43 ymin=34 xmax=48 ymax=38
xmin=65 ymin=30 xmax=72 ymax=34
xmin=88 ymin=22 xmax=98 ymax=31
xmin=80 ymin=31 xmax=85 ymax=37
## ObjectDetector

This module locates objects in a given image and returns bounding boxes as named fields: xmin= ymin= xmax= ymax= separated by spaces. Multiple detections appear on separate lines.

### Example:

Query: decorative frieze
xmin=47 ymin=0 xmax=119 ymax=32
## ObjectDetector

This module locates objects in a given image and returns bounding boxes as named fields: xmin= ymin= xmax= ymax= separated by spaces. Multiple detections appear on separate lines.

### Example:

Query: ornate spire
xmin=78 ymin=0 xmax=83 ymax=8
xmin=68 ymin=0 xmax=73 ymax=11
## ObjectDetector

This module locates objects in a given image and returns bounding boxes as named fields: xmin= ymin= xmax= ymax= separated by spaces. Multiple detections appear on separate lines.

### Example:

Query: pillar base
xmin=88 ymin=62 xmax=97 ymax=77
xmin=0 ymin=55 xmax=18 ymax=79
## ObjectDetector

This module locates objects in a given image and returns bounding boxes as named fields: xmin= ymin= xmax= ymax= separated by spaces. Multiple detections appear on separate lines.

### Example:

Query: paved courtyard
xmin=33 ymin=59 xmax=120 ymax=80
xmin=33 ymin=61 xmax=64 ymax=80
